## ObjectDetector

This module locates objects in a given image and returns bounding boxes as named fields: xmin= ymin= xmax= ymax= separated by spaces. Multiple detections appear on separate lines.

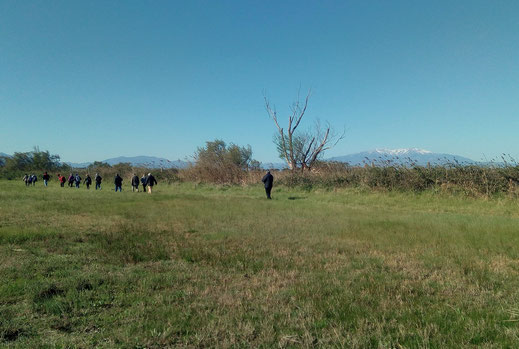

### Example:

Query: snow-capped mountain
xmin=329 ymin=148 xmax=475 ymax=167
xmin=373 ymin=148 xmax=432 ymax=156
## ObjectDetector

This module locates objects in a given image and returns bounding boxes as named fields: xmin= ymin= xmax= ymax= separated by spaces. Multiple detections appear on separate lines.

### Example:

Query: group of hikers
xmin=22 ymin=169 xmax=274 ymax=198
xmin=23 ymin=172 xmax=158 ymax=193
xmin=22 ymin=174 xmax=40 ymax=186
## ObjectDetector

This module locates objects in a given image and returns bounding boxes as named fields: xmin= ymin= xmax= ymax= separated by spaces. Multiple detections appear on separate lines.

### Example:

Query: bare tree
xmin=264 ymin=89 xmax=343 ymax=172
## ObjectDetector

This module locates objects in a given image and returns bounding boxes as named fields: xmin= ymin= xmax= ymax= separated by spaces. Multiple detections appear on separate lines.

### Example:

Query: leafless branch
xmin=265 ymin=88 xmax=343 ymax=171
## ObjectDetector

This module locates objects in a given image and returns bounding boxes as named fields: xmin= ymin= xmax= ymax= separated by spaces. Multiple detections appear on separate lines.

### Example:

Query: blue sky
xmin=1 ymin=1 xmax=518 ymax=163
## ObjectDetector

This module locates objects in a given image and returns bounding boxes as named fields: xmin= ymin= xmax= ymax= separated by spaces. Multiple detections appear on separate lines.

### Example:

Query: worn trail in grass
xmin=2 ymin=181 xmax=519 ymax=348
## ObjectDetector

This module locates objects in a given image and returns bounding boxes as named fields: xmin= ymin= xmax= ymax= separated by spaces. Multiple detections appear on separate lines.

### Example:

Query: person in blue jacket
xmin=30 ymin=174 xmax=37 ymax=186
xmin=141 ymin=174 xmax=147 ymax=192
xmin=75 ymin=174 xmax=81 ymax=188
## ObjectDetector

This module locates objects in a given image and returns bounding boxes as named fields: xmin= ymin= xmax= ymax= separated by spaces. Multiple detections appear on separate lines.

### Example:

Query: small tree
xmin=88 ymin=161 xmax=112 ymax=170
xmin=190 ymin=139 xmax=257 ymax=183
xmin=31 ymin=146 xmax=61 ymax=170
xmin=265 ymin=89 xmax=343 ymax=172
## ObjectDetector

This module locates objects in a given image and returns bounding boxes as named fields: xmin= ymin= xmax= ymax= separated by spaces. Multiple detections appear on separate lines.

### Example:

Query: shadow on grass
xmin=287 ymin=196 xmax=307 ymax=200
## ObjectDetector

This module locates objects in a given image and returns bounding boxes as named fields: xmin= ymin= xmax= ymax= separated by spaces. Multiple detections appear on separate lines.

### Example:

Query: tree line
xmin=0 ymin=147 xmax=70 ymax=179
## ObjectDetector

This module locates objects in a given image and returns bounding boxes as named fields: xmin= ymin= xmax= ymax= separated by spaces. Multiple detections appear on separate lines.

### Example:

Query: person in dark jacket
xmin=141 ymin=174 xmax=147 ymax=193
xmin=261 ymin=170 xmax=274 ymax=199
xmin=95 ymin=173 xmax=102 ymax=190
xmin=131 ymin=173 xmax=140 ymax=192
xmin=84 ymin=174 xmax=92 ymax=189
xmin=114 ymin=173 xmax=123 ymax=192
xmin=23 ymin=174 xmax=29 ymax=186
xmin=30 ymin=174 xmax=37 ymax=186
xmin=42 ymin=172 xmax=50 ymax=187
xmin=146 ymin=173 xmax=157 ymax=193
xmin=68 ymin=173 xmax=75 ymax=187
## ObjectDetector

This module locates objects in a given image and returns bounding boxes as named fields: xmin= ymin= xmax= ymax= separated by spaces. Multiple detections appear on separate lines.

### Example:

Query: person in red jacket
xmin=57 ymin=174 xmax=66 ymax=187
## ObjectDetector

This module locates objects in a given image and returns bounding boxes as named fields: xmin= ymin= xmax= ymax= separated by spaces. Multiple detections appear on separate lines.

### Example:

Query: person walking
xmin=261 ymin=170 xmax=274 ymax=199
xmin=58 ymin=174 xmax=66 ymax=187
xmin=131 ymin=173 xmax=140 ymax=192
xmin=146 ymin=173 xmax=157 ymax=193
xmin=141 ymin=174 xmax=147 ymax=193
xmin=23 ymin=174 xmax=29 ymax=186
xmin=114 ymin=173 xmax=123 ymax=192
xmin=30 ymin=174 xmax=37 ymax=186
xmin=74 ymin=173 xmax=81 ymax=189
xmin=68 ymin=173 xmax=75 ymax=187
xmin=42 ymin=172 xmax=50 ymax=187
xmin=84 ymin=174 xmax=92 ymax=189
xmin=95 ymin=173 xmax=102 ymax=190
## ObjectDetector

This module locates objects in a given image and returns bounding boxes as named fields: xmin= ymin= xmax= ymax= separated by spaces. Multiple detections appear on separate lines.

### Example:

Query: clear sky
xmin=1 ymin=1 xmax=518 ymax=163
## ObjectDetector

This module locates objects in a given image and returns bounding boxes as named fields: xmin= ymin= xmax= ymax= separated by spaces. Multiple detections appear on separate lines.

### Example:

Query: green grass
xmin=2 ymin=180 xmax=519 ymax=348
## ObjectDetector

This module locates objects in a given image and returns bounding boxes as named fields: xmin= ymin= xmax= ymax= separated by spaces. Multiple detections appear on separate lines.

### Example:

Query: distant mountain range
xmin=328 ymin=148 xmax=476 ymax=166
xmin=65 ymin=156 xmax=190 ymax=169
xmin=0 ymin=152 xmax=10 ymax=158
xmin=0 ymin=149 xmax=492 ymax=168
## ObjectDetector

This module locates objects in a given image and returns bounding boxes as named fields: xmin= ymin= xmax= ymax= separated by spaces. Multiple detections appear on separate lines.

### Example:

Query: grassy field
xmin=2 ymin=180 xmax=519 ymax=348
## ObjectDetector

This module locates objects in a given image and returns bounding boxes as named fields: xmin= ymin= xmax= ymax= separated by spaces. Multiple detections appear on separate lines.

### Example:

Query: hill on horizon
xmin=0 ymin=149 xmax=497 ymax=169
xmin=65 ymin=156 xmax=190 ymax=169
xmin=328 ymin=148 xmax=476 ymax=167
